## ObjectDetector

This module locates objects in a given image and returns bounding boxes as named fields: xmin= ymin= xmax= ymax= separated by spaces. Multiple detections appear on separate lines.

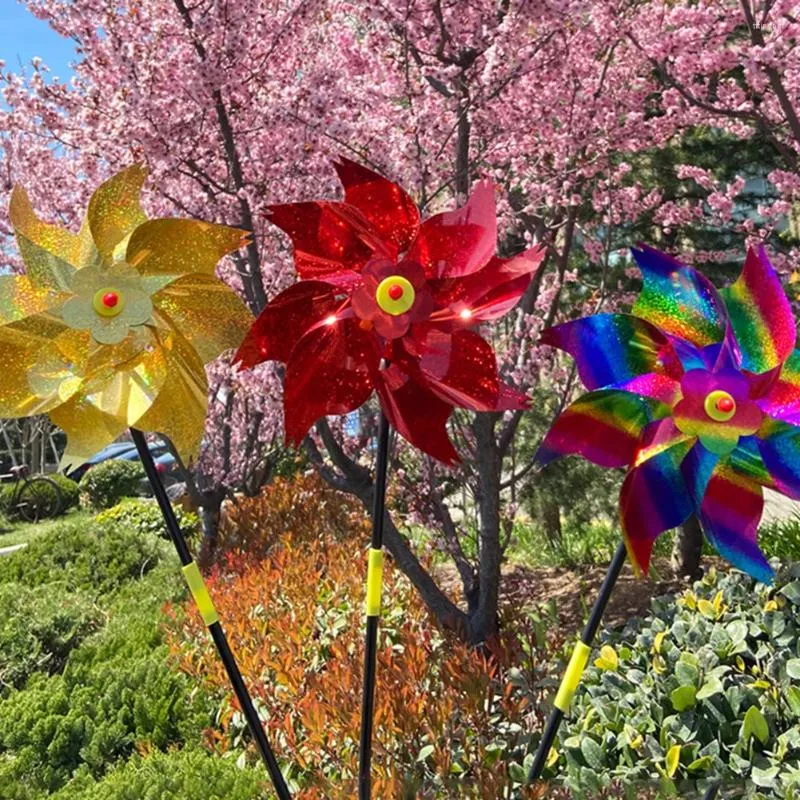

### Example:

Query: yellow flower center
xmin=92 ymin=288 xmax=126 ymax=318
xmin=704 ymin=390 xmax=736 ymax=422
xmin=375 ymin=275 xmax=415 ymax=316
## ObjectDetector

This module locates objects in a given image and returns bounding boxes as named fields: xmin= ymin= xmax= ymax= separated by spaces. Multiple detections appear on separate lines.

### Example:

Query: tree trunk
xmin=671 ymin=515 xmax=704 ymax=580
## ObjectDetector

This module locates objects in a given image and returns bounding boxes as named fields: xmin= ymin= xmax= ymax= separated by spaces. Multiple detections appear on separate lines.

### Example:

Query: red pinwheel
xmin=236 ymin=159 xmax=544 ymax=464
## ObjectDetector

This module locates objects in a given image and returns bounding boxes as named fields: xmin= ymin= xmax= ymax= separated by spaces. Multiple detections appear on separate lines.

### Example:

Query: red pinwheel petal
xmin=234 ymin=281 xmax=341 ymax=369
xmin=537 ymin=389 xmax=669 ymax=469
xmin=406 ymin=180 xmax=497 ymax=280
xmin=333 ymin=158 xmax=420 ymax=253
xmin=268 ymin=201 xmax=392 ymax=279
xmin=620 ymin=424 xmax=695 ymax=576
xmin=283 ymin=319 xmax=377 ymax=446
xmin=431 ymin=244 xmax=546 ymax=324
xmin=721 ymin=246 xmax=795 ymax=374
xmin=404 ymin=329 xmax=502 ymax=412
xmin=374 ymin=370 xmax=460 ymax=465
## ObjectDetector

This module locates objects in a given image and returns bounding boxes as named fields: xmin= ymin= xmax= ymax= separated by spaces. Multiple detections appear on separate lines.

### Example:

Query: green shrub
xmin=0 ymin=518 xmax=166 ymax=596
xmin=52 ymin=748 xmax=267 ymax=800
xmin=50 ymin=473 xmax=81 ymax=511
xmin=0 ymin=583 xmax=100 ymax=690
xmin=547 ymin=563 xmax=800 ymax=797
xmin=96 ymin=499 xmax=199 ymax=542
xmin=757 ymin=515 xmax=800 ymax=563
xmin=79 ymin=460 xmax=144 ymax=511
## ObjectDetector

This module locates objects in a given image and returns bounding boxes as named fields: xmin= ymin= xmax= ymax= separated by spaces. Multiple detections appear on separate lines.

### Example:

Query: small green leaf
xmin=742 ymin=705 xmax=769 ymax=746
xmin=780 ymin=580 xmax=800 ymax=605
xmin=580 ymin=736 xmax=605 ymax=769
xmin=665 ymin=744 xmax=681 ymax=777
xmin=786 ymin=659 xmax=800 ymax=679
xmin=671 ymin=685 xmax=697 ymax=712
xmin=697 ymin=676 xmax=723 ymax=700
xmin=594 ymin=644 xmax=618 ymax=671
xmin=785 ymin=686 xmax=800 ymax=716
xmin=687 ymin=755 xmax=713 ymax=773
xmin=417 ymin=744 xmax=435 ymax=762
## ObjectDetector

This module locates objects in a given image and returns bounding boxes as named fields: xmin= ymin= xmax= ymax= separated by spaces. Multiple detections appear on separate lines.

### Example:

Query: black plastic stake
xmin=358 ymin=413 xmax=391 ymax=800
xmin=528 ymin=540 xmax=628 ymax=782
xmin=130 ymin=428 xmax=290 ymax=800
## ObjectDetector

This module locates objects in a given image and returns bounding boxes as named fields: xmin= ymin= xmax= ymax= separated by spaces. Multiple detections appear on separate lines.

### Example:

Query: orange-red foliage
xmin=165 ymin=477 xmax=542 ymax=797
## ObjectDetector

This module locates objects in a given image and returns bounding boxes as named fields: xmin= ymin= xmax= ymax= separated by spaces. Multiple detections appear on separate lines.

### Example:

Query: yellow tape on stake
xmin=553 ymin=640 xmax=592 ymax=712
xmin=365 ymin=548 xmax=384 ymax=617
xmin=182 ymin=561 xmax=220 ymax=627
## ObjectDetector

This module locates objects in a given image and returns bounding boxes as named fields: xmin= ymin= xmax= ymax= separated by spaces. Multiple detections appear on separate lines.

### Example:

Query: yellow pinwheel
xmin=1 ymin=165 xmax=252 ymax=469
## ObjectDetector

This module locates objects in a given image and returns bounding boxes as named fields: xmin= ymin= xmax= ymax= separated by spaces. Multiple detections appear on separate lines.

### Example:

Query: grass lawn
xmin=0 ymin=508 xmax=91 ymax=548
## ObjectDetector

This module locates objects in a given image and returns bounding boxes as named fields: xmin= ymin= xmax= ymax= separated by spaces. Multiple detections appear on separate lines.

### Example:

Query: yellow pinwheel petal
xmin=87 ymin=165 xmax=148 ymax=262
xmin=131 ymin=330 xmax=209 ymax=463
xmin=9 ymin=186 xmax=96 ymax=288
xmin=151 ymin=274 xmax=252 ymax=363
xmin=126 ymin=218 xmax=248 ymax=281
xmin=0 ymin=276 xmax=64 ymax=325
xmin=50 ymin=395 xmax=130 ymax=473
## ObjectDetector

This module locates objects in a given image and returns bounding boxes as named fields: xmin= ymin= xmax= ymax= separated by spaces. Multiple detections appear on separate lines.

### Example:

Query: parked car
xmin=66 ymin=439 xmax=178 ymax=483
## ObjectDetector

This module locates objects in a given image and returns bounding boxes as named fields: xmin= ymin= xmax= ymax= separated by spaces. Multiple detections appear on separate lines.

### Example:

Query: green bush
xmin=548 ymin=563 xmax=800 ymax=797
xmin=79 ymin=460 xmax=145 ymax=511
xmin=50 ymin=473 xmax=81 ymax=511
xmin=96 ymin=499 xmax=199 ymax=542
xmin=757 ymin=515 xmax=800 ymax=563
xmin=0 ymin=518 xmax=165 ymax=596
xmin=0 ymin=583 xmax=100 ymax=690
xmin=52 ymin=748 xmax=267 ymax=800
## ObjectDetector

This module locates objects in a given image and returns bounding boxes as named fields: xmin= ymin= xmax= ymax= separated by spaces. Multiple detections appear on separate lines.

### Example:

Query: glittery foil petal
xmin=61 ymin=296 xmax=95 ymax=330
xmin=268 ymin=201 xmax=392 ymax=279
xmin=757 ymin=422 xmax=800 ymax=500
xmin=9 ymin=185 xmax=93 ymax=282
xmin=431 ymin=244 xmax=546 ymax=323
xmin=122 ymin=291 xmax=154 ymax=327
xmin=91 ymin=317 xmax=134 ymax=345
xmin=0 ymin=276 xmax=61 ymax=324
xmin=729 ymin=436 xmax=775 ymax=490
xmin=234 ymin=281 xmax=340 ymax=369
xmin=536 ymin=389 xmax=669 ymax=469
xmin=373 ymin=370 xmax=460 ymax=465
xmin=721 ymin=246 xmax=794 ymax=374
xmin=130 ymin=331 xmax=208 ymax=463
xmin=0 ymin=331 xmax=59 ymax=417
xmin=540 ymin=313 xmax=683 ymax=392
xmin=87 ymin=165 xmax=148 ymax=261
xmin=283 ymin=319 xmax=377 ymax=446
xmin=757 ymin=349 xmax=800 ymax=425
xmin=620 ymin=428 xmax=695 ymax=576
xmin=126 ymin=219 xmax=248 ymax=281
xmin=406 ymin=180 xmax=497 ymax=279
xmin=333 ymin=158 xmax=420 ymax=252
xmin=151 ymin=274 xmax=251 ymax=364
xmin=631 ymin=245 xmax=726 ymax=347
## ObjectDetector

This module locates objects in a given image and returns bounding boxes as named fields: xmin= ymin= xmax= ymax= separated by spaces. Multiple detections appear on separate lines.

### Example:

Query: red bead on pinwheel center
xmin=102 ymin=292 xmax=119 ymax=309
xmin=376 ymin=275 xmax=415 ymax=316
xmin=704 ymin=390 xmax=737 ymax=422
xmin=92 ymin=287 xmax=126 ymax=318
xmin=388 ymin=283 xmax=404 ymax=301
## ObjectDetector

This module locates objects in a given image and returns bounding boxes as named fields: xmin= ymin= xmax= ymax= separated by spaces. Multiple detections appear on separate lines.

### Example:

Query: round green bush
xmin=79 ymin=460 xmax=145 ymax=511
xmin=95 ymin=499 xmax=199 ymax=542
xmin=550 ymin=562 xmax=800 ymax=797
xmin=50 ymin=473 xmax=80 ymax=511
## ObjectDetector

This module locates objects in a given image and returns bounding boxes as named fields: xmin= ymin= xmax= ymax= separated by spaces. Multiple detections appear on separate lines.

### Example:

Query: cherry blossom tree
xmin=1 ymin=0 xmax=798 ymax=642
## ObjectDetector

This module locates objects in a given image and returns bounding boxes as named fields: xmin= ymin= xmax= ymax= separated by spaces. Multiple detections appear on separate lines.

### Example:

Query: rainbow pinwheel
xmin=1 ymin=166 xmax=252 ymax=469
xmin=537 ymin=244 xmax=800 ymax=584
xmin=235 ymin=158 xmax=544 ymax=464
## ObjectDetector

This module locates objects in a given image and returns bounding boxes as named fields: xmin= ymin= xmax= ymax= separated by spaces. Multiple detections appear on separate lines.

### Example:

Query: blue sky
xmin=0 ymin=2 xmax=77 ymax=80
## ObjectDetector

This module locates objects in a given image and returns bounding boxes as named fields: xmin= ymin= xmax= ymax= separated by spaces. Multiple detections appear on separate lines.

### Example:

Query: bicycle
xmin=0 ymin=466 xmax=63 ymax=523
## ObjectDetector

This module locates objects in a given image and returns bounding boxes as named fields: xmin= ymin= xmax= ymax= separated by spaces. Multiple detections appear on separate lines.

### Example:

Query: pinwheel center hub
xmin=376 ymin=275 xmax=415 ymax=316
xmin=92 ymin=288 xmax=125 ymax=318
xmin=704 ymin=390 xmax=736 ymax=422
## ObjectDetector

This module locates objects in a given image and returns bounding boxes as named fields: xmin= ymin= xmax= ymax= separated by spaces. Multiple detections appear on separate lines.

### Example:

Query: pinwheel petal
xmin=621 ymin=428 xmax=695 ymax=576
xmin=375 ymin=372 xmax=459 ymax=465
xmin=0 ymin=276 xmax=63 ymax=325
xmin=729 ymin=435 xmax=775 ymax=490
xmin=406 ymin=180 xmax=497 ymax=280
xmin=234 ymin=281 xmax=341 ymax=369
xmin=757 ymin=421 xmax=800 ymax=500
xmin=131 ymin=331 xmax=208 ymax=462
xmin=431 ymin=245 xmax=546 ymax=323
xmin=541 ymin=313 xmax=683 ymax=392
xmin=631 ymin=245 xmax=726 ymax=347
xmin=283 ymin=319 xmax=376 ymax=446
xmin=126 ymin=220 xmax=247 ymax=285
xmin=9 ymin=185 xmax=95 ymax=279
xmin=407 ymin=329 xmax=503 ymax=412
xmin=87 ymin=165 xmax=149 ymax=261
xmin=537 ymin=389 xmax=668 ymax=468
xmin=758 ymin=350 xmax=800 ymax=425
xmin=268 ymin=201 xmax=391 ymax=279
xmin=721 ymin=246 xmax=794 ymax=374
xmin=333 ymin=158 xmax=420 ymax=252
xmin=151 ymin=274 xmax=252 ymax=363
